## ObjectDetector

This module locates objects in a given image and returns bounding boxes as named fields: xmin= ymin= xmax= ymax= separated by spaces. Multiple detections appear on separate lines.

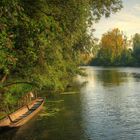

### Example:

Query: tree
xmin=133 ymin=33 xmax=140 ymax=66
xmin=120 ymin=49 xmax=134 ymax=66
xmin=94 ymin=28 xmax=127 ymax=65
xmin=0 ymin=0 xmax=123 ymax=113
xmin=0 ymin=0 xmax=123 ymax=92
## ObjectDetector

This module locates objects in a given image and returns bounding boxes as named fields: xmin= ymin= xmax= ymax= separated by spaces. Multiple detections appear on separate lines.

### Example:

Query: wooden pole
xmin=7 ymin=115 xmax=13 ymax=123
xmin=26 ymin=105 xmax=30 ymax=110
xmin=35 ymin=91 xmax=37 ymax=99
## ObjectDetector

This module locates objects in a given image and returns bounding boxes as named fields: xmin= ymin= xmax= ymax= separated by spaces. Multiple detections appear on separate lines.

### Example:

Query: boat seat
xmin=12 ymin=112 xmax=32 ymax=123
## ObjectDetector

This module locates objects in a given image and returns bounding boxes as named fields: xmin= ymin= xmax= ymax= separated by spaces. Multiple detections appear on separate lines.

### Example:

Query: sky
xmin=93 ymin=0 xmax=140 ymax=39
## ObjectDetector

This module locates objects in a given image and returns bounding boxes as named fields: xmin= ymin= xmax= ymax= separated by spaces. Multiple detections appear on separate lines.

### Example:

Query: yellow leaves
xmin=101 ymin=28 xmax=125 ymax=59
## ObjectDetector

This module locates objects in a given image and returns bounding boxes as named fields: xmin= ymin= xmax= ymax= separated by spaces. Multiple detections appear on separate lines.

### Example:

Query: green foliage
xmin=0 ymin=0 xmax=123 ymax=97
xmin=90 ymin=29 xmax=139 ymax=67
xmin=8 ymin=84 xmax=33 ymax=96
xmin=133 ymin=33 xmax=140 ymax=66
xmin=90 ymin=0 xmax=123 ymax=21
xmin=3 ymin=92 xmax=17 ymax=106
xmin=119 ymin=49 xmax=134 ymax=66
xmin=91 ymin=28 xmax=125 ymax=66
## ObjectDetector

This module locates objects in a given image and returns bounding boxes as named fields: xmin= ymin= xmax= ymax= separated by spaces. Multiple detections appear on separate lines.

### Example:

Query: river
xmin=0 ymin=66 xmax=140 ymax=140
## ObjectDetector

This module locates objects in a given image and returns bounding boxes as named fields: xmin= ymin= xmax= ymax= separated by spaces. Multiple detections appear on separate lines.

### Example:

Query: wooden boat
xmin=0 ymin=98 xmax=44 ymax=128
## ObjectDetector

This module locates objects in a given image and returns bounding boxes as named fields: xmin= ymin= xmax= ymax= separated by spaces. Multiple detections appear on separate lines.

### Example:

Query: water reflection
xmin=78 ymin=67 xmax=140 ymax=140
xmin=0 ymin=94 xmax=87 ymax=140
xmin=96 ymin=70 xmax=127 ymax=86
xmin=0 ymin=67 xmax=140 ymax=140
xmin=0 ymin=127 xmax=18 ymax=140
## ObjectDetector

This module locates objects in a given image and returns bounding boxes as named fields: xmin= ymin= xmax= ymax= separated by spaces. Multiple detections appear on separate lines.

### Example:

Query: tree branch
xmin=2 ymin=81 xmax=38 ymax=88
xmin=0 ymin=74 xmax=8 ymax=83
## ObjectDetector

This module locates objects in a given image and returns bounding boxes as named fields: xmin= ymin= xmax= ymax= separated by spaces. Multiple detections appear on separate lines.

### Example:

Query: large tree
xmin=0 ymin=0 xmax=123 ymax=93
xmin=95 ymin=28 xmax=126 ymax=65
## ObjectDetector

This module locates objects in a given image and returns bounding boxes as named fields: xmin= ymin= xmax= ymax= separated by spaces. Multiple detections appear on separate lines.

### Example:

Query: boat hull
xmin=0 ymin=98 xmax=45 ymax=128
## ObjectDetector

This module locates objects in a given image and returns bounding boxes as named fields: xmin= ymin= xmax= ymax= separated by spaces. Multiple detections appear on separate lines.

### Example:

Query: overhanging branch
xmin=2 ymin=81 xmax=38 ymax=88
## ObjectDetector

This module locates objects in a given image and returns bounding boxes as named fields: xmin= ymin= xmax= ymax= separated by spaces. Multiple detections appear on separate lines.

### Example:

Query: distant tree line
xmin=90 ymin=29 xmax=140 ymax=67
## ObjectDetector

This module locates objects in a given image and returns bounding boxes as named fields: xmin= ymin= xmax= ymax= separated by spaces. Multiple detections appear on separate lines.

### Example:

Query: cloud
xmin=114 ymin=11 xmax=140 ymax=29
xmin=133 ymin=4 xmax=140 ymax=11
xmin=93 ymin=8 xmax=140 ymax=39
xmin=91 ymin=0 xmax=140 ymax=39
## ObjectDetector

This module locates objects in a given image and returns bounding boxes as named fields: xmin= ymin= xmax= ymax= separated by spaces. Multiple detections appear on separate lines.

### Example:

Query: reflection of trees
xmin=96 ymin=70 xmax=127 ymax=86
xmin=132 ymin=73 xmax=140 ymax=82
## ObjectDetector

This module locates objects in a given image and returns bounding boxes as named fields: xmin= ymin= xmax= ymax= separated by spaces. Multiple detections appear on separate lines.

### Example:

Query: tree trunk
xmin=0 ymin=74 xmax=8 ymax=83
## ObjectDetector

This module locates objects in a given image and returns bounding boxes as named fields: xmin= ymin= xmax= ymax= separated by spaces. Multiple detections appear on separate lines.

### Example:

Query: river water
xmin=0 ymin=66 xmax=140 ymax=140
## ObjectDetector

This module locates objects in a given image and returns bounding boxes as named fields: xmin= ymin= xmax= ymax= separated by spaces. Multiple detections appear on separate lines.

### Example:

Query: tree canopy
xmin=0 ymin=0 xmax=123 ymax=95
xmin=90 ymin=29 xmax=139 ymax=66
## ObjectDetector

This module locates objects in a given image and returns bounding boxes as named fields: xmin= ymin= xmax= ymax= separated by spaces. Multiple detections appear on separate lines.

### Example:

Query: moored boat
xmin=0 ymin=97 xmax=44 ymax=128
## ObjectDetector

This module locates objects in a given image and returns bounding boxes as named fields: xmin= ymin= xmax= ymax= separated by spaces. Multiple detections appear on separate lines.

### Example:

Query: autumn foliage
xmin=91 ymin=28 xmax=136 ymax=66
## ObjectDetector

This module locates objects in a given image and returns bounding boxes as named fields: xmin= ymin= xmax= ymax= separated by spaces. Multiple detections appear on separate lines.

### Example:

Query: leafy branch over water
xmin=0 ymin=0 xmax=123 ymax=113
